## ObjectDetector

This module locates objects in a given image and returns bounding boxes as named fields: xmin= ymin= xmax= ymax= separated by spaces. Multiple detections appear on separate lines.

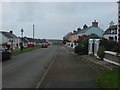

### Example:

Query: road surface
xmin=2 ymin=45 xmax=58 ymax=88
xmin=39 ymin=46 xmax=101 ymax=88
xmin=2 ymin=45 xmax=101 ymax=88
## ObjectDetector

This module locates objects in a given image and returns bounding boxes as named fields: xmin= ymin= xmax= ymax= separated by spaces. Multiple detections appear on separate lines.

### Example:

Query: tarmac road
xmin=39 ymin=46 xmax=101 ymax=88
xmin=2 ymin=45 xmax=58 ymax=88
xmin=2 ymin=45 xmax=101 ymax=88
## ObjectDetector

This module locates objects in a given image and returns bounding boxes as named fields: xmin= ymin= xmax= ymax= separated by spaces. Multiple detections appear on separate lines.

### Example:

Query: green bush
xmin=74 ymin=38 xmax=88 ymax=55
xmin=100 ymin=39 xmax=119 ymax=51
xmin=75 ymin=35 xmax=100 ymax=55
xmin=97 ymin=46 xmax=106 ymax=59
xmin=74 ymin=45 xmax=87 ymax=55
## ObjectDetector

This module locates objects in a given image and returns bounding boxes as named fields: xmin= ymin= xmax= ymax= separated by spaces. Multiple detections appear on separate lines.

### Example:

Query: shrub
xmin=75 ymin=34 xmax=100 ymax=55
xmin=74 ymin=38 xmax=89 ymax=55
xmin=74 ymin=44 xmax=87 ymax=55
xmin=97 ymin=46 xmax=106 ymax=59
xmin=100 ymin=39 xmax=119 ymax=51
xmin=113 ymin=44 xmax=120 ymax=54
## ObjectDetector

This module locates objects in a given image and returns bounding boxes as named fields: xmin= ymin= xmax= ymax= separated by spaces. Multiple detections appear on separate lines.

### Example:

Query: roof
xmin=0 ymin=31 xmax=18 ymax=38
xmin=20 ymin=38 xmax=29 ymax=42
xmin=103 ymin=25 xmax=117 ymax=35
xmin=21 ymin=37 xmax=46 ymax=43
xmin=77 ymin=26 xmax=102 ymax=34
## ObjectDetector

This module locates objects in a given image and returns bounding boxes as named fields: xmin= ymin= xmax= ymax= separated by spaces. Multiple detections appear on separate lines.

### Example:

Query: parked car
xmin=28 ymin=44 xmax=34 ymax=48
xmin=41 ymin=43 xmax=48 ymax=48
xmin=0 ymin=46 xmax=11 ymax=60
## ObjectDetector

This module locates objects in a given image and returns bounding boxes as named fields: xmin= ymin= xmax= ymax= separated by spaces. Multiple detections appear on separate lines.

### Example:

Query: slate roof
xmin=20 ymin=38 xmax=29 ymax=42
xmin=21 ymin=37 xmax=46 ymax=43
xmin=0 ymin=31 xmax=18 ymax=38
xmin=103 ymin=25 xmax=117 ymax=35
xmin=76 ymin=26 xmax=102 ymax=34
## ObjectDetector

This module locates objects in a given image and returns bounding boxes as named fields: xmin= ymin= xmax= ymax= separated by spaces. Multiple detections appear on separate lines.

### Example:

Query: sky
xmin=0 ymin=1 xmax=118 ymax=40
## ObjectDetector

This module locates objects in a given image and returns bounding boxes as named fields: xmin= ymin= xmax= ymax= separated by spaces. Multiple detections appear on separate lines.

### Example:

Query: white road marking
xmin=35 ymin=55 xmax=56 ymax=88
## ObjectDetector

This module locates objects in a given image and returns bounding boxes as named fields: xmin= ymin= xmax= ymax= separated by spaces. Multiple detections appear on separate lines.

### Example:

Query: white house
xmin=103 ymin=22 xmax=117 ymax=41
xmin=0 ymin=31 xmax=20 ymax=49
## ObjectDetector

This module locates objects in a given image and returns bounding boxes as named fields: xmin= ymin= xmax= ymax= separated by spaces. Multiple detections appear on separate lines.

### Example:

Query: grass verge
xmin=96 ymin=68 xmax=120 ymax=88
xmin=12 ymin=46 xmax=41 ymax=55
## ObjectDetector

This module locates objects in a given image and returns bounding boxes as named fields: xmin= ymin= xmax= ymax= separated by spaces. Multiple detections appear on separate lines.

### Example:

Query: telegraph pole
xmin=21 ymin=28 xmax=24 ymax=38
xmin=33 ymin=24 xmax=34 ymax=39
xmin=33 ymin=24 xmax=35 ymax=45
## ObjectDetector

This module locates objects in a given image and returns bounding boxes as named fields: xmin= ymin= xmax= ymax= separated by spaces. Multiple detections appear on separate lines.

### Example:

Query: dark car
xmin=0 ymin=46 xmax=11 ymax=60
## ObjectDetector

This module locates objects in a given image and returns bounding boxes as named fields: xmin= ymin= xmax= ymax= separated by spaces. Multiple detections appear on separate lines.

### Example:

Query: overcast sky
xmin=1 ymin=2 xmax=118 ymax=40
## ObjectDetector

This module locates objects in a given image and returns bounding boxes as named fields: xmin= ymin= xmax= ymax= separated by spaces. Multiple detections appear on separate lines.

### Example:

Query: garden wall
xmin=104 ymin=51 xmax=120 ymax=66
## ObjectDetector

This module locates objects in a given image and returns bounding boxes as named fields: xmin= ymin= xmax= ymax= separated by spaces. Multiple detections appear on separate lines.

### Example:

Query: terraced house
xmin=0 ymin=31 xmax=21 ymax=50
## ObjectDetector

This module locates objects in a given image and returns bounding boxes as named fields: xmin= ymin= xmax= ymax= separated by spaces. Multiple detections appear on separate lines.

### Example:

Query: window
xmin=109 ymin=37 xmax=113 ymax=41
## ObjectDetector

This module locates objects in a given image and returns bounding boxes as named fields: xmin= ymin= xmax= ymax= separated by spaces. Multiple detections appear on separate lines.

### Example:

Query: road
xmin=2 ymin=45 xmax=101 ymax=88
xmin=2 ymin=45 xmax=58 ymax=88
xmin=39 ymin=46 xmax=101 ymax=88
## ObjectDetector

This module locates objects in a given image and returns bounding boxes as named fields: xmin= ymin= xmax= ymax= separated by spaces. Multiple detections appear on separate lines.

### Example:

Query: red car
xmin=41 ymin=43 xmax=48 ymax=48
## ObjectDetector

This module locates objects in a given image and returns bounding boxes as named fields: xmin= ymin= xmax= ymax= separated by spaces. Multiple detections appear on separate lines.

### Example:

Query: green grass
xmin=96 ymin=69 xmax=120 ymax=88
xmin=12 ymin=46 xmax=41 ymax=55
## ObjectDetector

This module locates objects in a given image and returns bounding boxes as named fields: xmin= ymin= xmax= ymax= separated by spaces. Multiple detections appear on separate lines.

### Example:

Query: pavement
xmin=67 ymin=47 xmax=119 ymax=70
xmin=79 ymin=55 xmax=119 ymax=70
xmin=38 ymin=46 xmax=101 ymax=88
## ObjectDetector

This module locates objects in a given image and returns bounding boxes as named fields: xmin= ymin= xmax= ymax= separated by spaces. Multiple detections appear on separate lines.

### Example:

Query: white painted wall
xmin=103 ymin=34 xmax=117 ymax=41
xmin=0 ymin=33 xmax=9 ymax=45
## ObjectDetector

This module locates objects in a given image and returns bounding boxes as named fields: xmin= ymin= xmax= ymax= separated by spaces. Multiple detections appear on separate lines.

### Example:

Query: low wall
xmin=104 ymin=51 xmax=120 ymax=66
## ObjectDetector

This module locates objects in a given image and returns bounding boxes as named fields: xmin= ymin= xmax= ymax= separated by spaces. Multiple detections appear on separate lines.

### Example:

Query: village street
xmin=2 ymin=45 xmax=101 ymax=88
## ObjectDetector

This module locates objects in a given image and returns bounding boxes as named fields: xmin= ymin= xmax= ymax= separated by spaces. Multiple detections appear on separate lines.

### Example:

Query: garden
xmin=74 ymin=34 xmax=100 ymax=55
xmin=96 ymin=69 xmax=120 ymax=88
xmin=12 ymin=45 xmax=41 ymax=55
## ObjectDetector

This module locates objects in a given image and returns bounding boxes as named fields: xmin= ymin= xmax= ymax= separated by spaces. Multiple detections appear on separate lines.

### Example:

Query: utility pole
xmin=21 ymin=28 xmax=24 ymax=38
xmin=33 ymin=24 xmax=34 ymax=39
xmin=33 ymin=24 xmax=35 ymax=45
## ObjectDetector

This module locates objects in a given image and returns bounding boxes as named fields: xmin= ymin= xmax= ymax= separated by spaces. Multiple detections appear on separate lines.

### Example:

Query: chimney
xmin=83 ymin=24 xmax=88 ymax=29
xmin=73 ymin=30 xmax=76 ymax=33
xmin=77 ymin=27 xmax=81 ymax=31
xmin=10 ymin=31 xmax=13 ymax=34
xmin=109 ymin=21 xmax=114 ymax=27
xmin=92 ymin=20 xmax=98 ymax=27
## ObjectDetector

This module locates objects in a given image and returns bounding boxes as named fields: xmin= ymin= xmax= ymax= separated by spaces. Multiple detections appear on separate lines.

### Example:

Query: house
xmin=63 ymin=32 xmax=72 ymax=42
xmin=103 ymin=21 xmax=117 ymax=41
xmin=21 ymin=37 xmax=42 ymax=46
xmin=63 ymin=31 xmax=78 ymax=48
xmin=77 ymin=20 xmax=104 ymax=37
xmin=117 ymin=1 xmax=120 ymax=42
xmin=0 ymin=31 xmax=21 ymax=50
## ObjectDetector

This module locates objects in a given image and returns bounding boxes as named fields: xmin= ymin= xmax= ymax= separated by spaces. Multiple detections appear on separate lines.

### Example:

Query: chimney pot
xmin=92 ymin=20 xmax=98 ymax=27
xmin=83 ymin=24 xmax=88 ymax=29
xmin=10 ymin=31 xmax=13 ymax=34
